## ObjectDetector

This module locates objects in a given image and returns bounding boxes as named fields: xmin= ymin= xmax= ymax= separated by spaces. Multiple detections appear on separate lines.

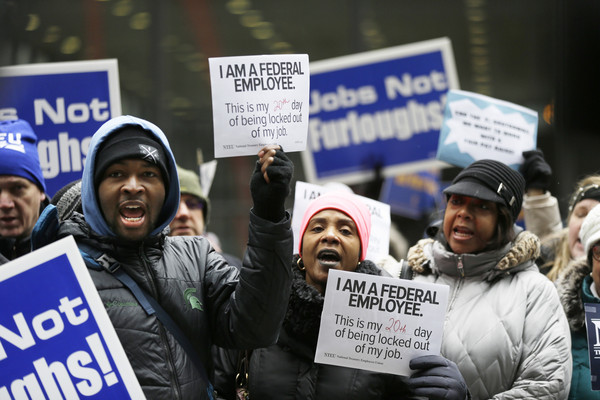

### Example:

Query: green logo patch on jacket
xmin=184 ymin=288 xmax=203 ymax=311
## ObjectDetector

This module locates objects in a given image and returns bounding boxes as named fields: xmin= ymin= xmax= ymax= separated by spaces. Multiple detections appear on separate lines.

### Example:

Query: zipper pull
xmin=457 ymin=256 xmax=465 ymax=277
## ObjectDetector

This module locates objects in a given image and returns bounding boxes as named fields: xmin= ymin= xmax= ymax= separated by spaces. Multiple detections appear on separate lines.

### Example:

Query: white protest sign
xmin=199 ymin=159 xmax=217 ymax=197
xmin=315 ymin=269 xmax=448 ymax=376
xmin=291 ymin=181 xmax=390 ymax=262
xmin=209 ymin=54 xmax=310 ymax=158
xmin=436 ymin=89 xmax=538 ymax=169
xmin=0 ymin=236 xmax=145 ymax=398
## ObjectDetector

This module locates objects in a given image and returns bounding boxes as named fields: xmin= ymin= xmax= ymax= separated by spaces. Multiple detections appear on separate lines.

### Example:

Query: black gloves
xmin=250 ymin=147 xmax=293 ymax=222
xmin=520 ymin=149 xmax=552 ymax=192
xmin=407 ymin=355 xmax=469 ymax=400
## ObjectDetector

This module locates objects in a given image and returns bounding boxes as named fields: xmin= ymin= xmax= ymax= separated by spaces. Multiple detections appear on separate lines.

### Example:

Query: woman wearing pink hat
xmin=214 ymin=191 xmax=468 ymax=400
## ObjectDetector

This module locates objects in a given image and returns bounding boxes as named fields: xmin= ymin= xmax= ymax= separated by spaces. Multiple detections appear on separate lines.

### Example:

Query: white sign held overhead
xmin=436 ymin=89 xmax=538 ymax=169
xmin=209 ymin=54 xmax=310 ymax=158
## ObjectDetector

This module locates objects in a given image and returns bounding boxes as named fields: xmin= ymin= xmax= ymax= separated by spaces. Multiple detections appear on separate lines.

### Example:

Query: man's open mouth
xmin=120 ymin=204 xmax=145 ymax=223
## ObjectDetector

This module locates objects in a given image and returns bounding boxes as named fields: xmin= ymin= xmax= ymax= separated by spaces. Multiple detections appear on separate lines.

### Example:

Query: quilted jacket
xmin=33 ymin=115 xmax=293 ymax=399
xmin=408 ymin=230 xmax=572 ymax=399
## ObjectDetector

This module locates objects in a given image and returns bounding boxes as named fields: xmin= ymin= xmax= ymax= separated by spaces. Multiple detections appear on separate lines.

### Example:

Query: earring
xmin=357 ymin=261 xmax=362 ymax=269
xmin=297 ymin=257 xmax=306 ymax=271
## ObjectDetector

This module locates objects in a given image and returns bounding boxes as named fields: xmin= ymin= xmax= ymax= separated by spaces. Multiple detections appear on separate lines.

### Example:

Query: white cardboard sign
xmin=209 ymin=54 xmax=310 ymax=158
xmin=315 ymin=269 xmax=448 ymax=376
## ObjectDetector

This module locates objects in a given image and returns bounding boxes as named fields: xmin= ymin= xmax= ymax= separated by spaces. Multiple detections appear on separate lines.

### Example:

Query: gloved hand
xmin=520 ymin=149 xmax=552 ymax=192
xmin=250 ymin=145 xmax=293 ymax=222
xmin=407 ymin=354 xmax=468 ymax=400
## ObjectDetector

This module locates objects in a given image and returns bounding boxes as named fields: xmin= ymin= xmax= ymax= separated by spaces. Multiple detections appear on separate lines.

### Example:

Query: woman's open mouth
xmin=452 ymin=226 xmax=474 ymax=240
xmin=317 ymin=249 xmax=341 ymax=267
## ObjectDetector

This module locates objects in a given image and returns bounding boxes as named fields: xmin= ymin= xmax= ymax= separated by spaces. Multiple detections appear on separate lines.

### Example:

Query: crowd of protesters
xmin=4 ymin=113 xmax=600 ymax=399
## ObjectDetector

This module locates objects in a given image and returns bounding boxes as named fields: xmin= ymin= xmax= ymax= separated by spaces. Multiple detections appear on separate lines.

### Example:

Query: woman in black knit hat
xmin=407 ymin=159 xmax=572 ymax=399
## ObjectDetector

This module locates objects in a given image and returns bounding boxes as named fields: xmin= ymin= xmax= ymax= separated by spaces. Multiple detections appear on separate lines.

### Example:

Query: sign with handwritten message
xmin=315 ymin=270 xmax=448 ymax=376
xmin=209 ymin=54 xmax=310 ymax=158
xmin=436 ymin=89 xmax=538 ymax=169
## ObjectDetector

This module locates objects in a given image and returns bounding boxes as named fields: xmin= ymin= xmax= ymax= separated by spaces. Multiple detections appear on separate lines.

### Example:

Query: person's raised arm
xmin=250 ymin=145 xmax=293 ymax=222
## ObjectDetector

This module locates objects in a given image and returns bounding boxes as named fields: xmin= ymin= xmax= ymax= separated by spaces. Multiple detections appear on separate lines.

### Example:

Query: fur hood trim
xmin=555 ymin=257 xmax=591 ymax=331
xmin=407 ymin=231 xmax=540 ymax=278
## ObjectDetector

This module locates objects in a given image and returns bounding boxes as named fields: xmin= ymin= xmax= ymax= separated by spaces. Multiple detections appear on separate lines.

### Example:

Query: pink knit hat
xmin=298 ymin=191 xmax=371 ymax=261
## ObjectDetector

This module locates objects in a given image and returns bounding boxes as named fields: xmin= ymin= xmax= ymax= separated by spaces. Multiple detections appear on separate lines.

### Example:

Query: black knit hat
xmin=94 ymin=126 xmax=169 ymax=187
xmin=443 ymin=159 xmax=525 ymax=221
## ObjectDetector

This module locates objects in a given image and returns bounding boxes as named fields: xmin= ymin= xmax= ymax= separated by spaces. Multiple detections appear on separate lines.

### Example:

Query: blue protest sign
xmin=302 ymin=38 xmax=459 ymax=185
xmin=379 ymin=170 xmax=443 ymax=219
xmin=0 ymin=236 xmax=145 ymax=399
xmin=0 ymin=60 xmax=121 ymax=197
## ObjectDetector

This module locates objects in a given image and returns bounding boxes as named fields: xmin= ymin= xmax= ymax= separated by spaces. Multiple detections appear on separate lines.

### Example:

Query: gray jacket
xmin=408 ymin=230 xmax=572 ymax=399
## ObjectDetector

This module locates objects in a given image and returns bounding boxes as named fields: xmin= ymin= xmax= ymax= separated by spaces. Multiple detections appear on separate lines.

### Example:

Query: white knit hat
xmin=579 ymin=203 xmax=600 ymax=256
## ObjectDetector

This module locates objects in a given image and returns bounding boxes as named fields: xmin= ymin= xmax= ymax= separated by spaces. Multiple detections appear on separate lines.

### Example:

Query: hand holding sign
xmin=250 ymin=145 xmax=293 ymax=222
xmin=408 ymin=355 xmax=468 ymax=399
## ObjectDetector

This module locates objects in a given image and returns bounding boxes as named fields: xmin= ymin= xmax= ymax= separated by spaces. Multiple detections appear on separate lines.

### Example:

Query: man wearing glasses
xmin=170 ymin=165 xmax=243 ymax=268
xmin=170 ymin=165 xmax=210 ymax=237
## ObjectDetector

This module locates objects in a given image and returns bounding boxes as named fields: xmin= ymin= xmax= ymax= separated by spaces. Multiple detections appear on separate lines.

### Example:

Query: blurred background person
xmin=170 ymin=164 xmax=242 ymax=268
xmin=540 ymin=175 xmax=600 ymax=280
xmin=169 ymin=165 xmax=210 ymax=237
xmin=519 ymin=149 xmax=600 ymax=280
xmin=408 ymin=159 xmax=572 ymax=398
xmin=556 ymin=203 xmax=600 ymax=400
xmin=0 ymin=119 xmax=48 ymax=264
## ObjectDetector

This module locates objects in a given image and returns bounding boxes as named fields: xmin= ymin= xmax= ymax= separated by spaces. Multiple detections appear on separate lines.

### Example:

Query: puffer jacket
xmin=32 ymin=115 xmax=293 ymax=399
xmin=555 ymin=257 xmax=600 ymax=400
xmin=243 ymin=258 xmax=412 ymax=400
xmin=408 ymin=230 xmax=572 ymax=399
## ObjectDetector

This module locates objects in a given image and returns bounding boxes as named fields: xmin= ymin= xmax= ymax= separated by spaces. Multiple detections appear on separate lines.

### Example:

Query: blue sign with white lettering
xmin=0 ymin=237 xmax=144 ymax=398
xmin=0 ymin=60 xmax=121 ymax=197
xmin=302 ymin=38 xmax=459 ymax=185
xmin=380 ymin=170 xmax=444 ymax=219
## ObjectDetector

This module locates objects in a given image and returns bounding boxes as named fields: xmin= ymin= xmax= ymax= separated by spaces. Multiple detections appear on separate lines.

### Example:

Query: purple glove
xmin=408 ymin=354 xmax=468 ymax=400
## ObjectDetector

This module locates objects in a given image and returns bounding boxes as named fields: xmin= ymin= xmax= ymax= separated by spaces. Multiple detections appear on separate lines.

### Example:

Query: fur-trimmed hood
xmin=407 ymin=230 xmax=540 ymax=281
xmin=555 ymin=256 xmax=598 ymax=331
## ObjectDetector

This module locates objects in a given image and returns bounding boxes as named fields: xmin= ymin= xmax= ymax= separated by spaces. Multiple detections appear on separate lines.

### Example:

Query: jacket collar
xmin=409 ymin=230 xmax=540 ymax=281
